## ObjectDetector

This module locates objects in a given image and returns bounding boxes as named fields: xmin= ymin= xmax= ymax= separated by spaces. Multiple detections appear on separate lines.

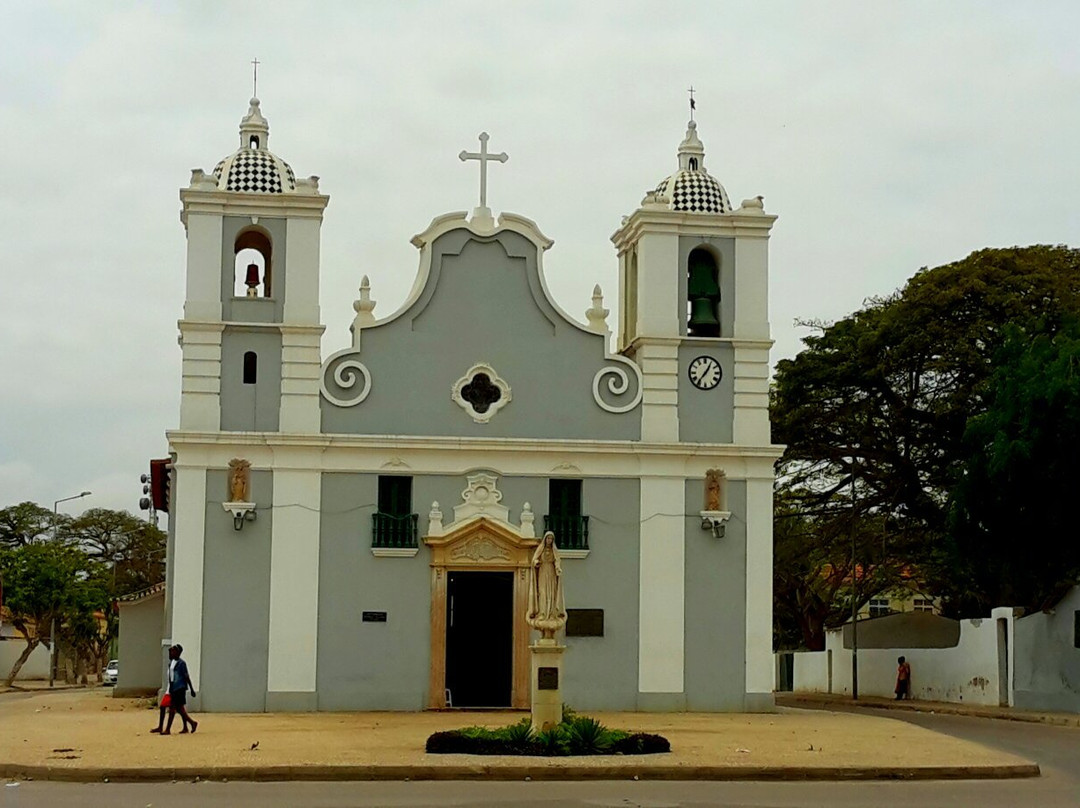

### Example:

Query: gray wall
xmin=321 ymin=230 xmax=641 ymax=440
xmin=317 ymin=472 xmax=432 ymax=709
xmin=684 ymin=478 xmax=748 ymax=709
xmin=1014 ymin=586 xmax=1080 ymax=712
xmin=221 ymin=216 xmax=287 ymax=322
xmin=220 ymin=329 xmax=282 ymax=432
xmin=563 ymin=478 xmax=640 ymax=710
xmin=315 ymin=471 xmax=642 ymax=711
xmin=677 ymin=342 xmax=735 ymax=443
xmin=116 ymin=594 xmax=165 ymax=695
xmin=199 ymin=469 xmax=272 ymax=711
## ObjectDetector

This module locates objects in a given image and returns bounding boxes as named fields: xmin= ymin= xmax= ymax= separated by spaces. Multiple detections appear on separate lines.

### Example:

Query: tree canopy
xmin=773 ymin=245 xmax=1080 ymax=641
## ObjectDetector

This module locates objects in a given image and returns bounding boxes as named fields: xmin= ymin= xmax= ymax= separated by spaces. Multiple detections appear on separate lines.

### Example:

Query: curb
xmin=776 ymin=694 xmax=1080 ymax=728
xmin=0 ymin=762 xmax=1041 ymax=783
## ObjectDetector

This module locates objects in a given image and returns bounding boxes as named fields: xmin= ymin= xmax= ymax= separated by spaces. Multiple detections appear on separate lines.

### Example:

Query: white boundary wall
xmin=0 ymin=640 xmax=50 ymax=680
xmin=790 ymin=608 xmax=1015 ymax=707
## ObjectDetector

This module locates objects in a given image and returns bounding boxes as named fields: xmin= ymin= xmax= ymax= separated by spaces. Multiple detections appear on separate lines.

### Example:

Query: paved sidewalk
xmin=0 ymin=688 xmax=1039 ymax=783
xmin=776 ymin=692 xmax=1080 ymax=728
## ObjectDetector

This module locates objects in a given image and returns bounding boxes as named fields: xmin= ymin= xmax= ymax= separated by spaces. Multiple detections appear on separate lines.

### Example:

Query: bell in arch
xmin=687 ymin=248 xmax=721 ymax=337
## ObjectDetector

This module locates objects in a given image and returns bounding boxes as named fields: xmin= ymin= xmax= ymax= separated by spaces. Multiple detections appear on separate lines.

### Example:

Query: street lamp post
xmin=850 ymin=467 xmax=859 ymax=701
xmin=49 ymin=491 xmax=91 ymax=687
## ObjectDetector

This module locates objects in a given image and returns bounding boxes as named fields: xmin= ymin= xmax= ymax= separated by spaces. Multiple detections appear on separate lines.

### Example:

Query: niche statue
xmin=227 ymin=458 xmax=252 ymax=503
xmin=526 ymin=531 xmax=566 ymax=641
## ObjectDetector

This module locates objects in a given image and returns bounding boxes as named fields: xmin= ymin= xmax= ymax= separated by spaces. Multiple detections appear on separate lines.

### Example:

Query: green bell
xmin=688 ymin=296 xmax=720 ymax=336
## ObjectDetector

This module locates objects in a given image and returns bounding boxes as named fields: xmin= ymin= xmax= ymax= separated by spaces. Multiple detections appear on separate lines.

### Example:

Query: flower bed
xmin=425 ymin=713 xmax=671 ymax=757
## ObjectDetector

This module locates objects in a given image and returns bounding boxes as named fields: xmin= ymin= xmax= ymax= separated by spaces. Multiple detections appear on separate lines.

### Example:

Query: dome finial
xmin=239 ymin=96 xmax=270 ymax=151
xmin=677 ymin=114 xmax=705 ymax=172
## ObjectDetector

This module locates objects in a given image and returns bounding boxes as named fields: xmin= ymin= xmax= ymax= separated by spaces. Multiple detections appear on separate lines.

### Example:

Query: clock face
xmin=688 ymin=355 xmax=722 ymax=390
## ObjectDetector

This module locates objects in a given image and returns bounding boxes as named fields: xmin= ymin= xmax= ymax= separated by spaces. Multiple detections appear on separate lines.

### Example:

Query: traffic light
xmin=150 ymin=458 xmax=171 ymax=514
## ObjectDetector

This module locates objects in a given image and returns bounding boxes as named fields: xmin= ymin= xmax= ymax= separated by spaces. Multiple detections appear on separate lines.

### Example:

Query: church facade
xmin=163 ymin=98 xmax=780 ymax=712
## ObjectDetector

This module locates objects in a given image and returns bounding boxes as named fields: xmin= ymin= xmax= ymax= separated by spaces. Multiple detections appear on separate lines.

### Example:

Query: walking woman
xmin=162 ymin=644 xmax=198 ymax=734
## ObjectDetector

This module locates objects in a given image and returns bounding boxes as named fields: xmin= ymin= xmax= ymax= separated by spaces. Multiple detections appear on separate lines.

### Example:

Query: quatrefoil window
xmin=451 ymin=363 xmax=512 ymax=423
xmin=461 ymin=373 xmax=502 ymax=413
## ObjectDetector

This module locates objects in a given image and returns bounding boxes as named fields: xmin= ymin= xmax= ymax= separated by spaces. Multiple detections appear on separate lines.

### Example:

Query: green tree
xmin=66 ymin=508 xmax=165 ymax=597
xmin=774 ymin=491 xmax=912 ymax=650
xmin=945 ymin=319 xmax=1080 ymax=614
xmin=0 ymin=501 xmax=58 ymax=547
xmin=773 ymin=245 xmax=1080 ymax=618
xmin=0 ymin=542 xmax=97 ymax=685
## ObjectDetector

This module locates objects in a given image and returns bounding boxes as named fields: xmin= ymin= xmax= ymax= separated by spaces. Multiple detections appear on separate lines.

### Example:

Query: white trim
xmin=451 ymin=363 xmax=512 ymax=423
xmin=320 ymin=348 xmax=372 ymax=407
xmin=371 ymin=547 xmax=420 ymax=558
xmin=638 ymin=476 xmax=685 ymax=693
xmin=267 ymin=469 xmax=321 ymax=693
xmin=558 ymin=549 xmax=590 ymax=559
xmin=592 ymin=353 xmax=644 ymax=414
xmin=169 ymin=465 xmax=207 ymax=688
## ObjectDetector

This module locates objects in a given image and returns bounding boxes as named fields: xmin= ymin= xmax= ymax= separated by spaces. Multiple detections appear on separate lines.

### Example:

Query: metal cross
xmin=688 ymin=85 xmax=696 ymax=121
xmin=459 ymin=132 xmax=508 ymax=209
xmin=252 ymin=57 xmax=260 ymax=97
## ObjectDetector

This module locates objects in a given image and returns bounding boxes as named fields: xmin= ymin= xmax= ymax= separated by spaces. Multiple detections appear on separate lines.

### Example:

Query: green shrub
xmin=609 ymin=732 xmax=671 ymax=755
xmin=566 ymin=715 xmax=611 ymax=754
xmin=503 ymin=717 xmax=535 ymax=748
xmin=534 ymin=725 xmax=570 ymax=756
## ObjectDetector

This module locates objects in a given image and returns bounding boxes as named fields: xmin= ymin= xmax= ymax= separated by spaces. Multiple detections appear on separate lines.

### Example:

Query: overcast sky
xmin=1 ymin=2 xmax=1077 ymax=519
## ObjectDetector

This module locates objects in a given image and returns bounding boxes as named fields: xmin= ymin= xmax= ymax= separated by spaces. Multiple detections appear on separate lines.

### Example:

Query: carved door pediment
xmin=425 ymin=516 xmax=537 ymax=569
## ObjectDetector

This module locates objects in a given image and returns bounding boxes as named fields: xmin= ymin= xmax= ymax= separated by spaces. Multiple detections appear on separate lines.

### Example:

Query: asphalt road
xmin=6 ymin=709 xmax=1079 ymax=808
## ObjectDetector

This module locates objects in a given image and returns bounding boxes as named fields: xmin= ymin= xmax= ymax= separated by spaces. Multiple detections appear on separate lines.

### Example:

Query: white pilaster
xmin=169 ymin=463 xmax=207 ymax=687
xmin=732 ymin=235 xmax=770 ymax=341
xmin=744 ymin=475 xmax=775 ymax=698
xmin=635 ymin=231 xmax=680 ymax=338
xmin=267 ymin=465 xmax=322 ymax=693
xmin=732 ymin=343 xmax=772 ymax=445
xmin=283 ymin=218 xmax=322 ymax=325
xmin=278 ymin=326 xmax=325 ymax=432
xmin=637 ymin=342 xmax=680 ymax=443
xmin=638 ymin=476 xmax=685 ymax=693
xmin=178 ymin=322 xmax=224 ymax=431
xmin=182 ymin=212 xmax=223 ymax=322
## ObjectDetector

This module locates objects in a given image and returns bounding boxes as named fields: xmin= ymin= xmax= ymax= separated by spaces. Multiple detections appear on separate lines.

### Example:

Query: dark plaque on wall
xmin=566 ymin=609 xmax=604 ymax=637
xmin=537 ymin=667 xmax=559 ymax=690
xmin=362 ymin=611 xmax=388 ymax=623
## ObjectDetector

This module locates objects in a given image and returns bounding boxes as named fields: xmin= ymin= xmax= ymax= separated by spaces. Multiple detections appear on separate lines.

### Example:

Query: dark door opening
xmin=445 ymin=571 xmax=513 ymax=708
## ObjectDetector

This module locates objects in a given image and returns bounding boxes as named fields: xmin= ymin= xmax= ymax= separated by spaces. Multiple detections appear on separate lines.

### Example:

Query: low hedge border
xmin=426 ymin=714 xmax=671 ymax=757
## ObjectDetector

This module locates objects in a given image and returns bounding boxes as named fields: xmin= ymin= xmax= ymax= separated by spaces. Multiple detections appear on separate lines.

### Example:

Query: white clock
xmin=688 ymin=355 xmax=722 ymax=390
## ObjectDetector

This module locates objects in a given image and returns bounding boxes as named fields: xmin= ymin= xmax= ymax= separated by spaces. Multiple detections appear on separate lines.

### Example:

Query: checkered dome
xmin=212 ymin=148 xmax=297 ymax=194
xmin=654 ymin=169 xmax=731 ymax=214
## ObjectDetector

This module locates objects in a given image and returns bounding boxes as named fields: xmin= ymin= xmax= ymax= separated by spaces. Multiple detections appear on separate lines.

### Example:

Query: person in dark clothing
xmin=895 ymin=655 xmax=912 ymax=700
xmin=162 ymin=644 xmax=198 ymax=735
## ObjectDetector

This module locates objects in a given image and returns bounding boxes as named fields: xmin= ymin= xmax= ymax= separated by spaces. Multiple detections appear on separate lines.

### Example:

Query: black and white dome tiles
xmin=213 ymin=149 xmax=297 ymax=194
xmin=654 ymin=170 xmax=732 ymax=214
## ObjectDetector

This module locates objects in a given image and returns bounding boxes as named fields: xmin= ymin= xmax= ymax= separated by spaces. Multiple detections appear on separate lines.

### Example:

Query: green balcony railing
xmin=543 ymin=514 xmax=590 ymax=551
xmin=372 ymin=512 xmax=419 ymax=549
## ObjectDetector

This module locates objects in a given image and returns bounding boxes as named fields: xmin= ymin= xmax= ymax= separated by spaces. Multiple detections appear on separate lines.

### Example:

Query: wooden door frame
xmin=425 ymin=517 xmax=537 ymax=709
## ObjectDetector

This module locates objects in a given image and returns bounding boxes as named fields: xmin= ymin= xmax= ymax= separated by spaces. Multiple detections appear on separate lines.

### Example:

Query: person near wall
xmin=895 ymin=655 xmax=912 ymax=700
xmin=149 ymin=647 xmax=175 ymax=734
xmin=162 ymin=644 xmax=198 ymax=734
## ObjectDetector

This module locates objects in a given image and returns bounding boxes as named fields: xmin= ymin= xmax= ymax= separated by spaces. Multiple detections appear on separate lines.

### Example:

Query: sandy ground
xmin=0 ymin=688 xmax=1036 ymax=777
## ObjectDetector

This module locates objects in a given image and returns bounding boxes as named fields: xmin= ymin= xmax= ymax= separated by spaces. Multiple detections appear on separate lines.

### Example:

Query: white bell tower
xmin=177 ymin=97 xmax=329 ymax=434
xmin=611 ymin=117 xmax=776 ymax=446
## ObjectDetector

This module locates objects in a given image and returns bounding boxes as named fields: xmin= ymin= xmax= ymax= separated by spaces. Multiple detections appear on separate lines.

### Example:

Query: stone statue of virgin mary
xmin=527 ymin=531 xmax=566 ymax=641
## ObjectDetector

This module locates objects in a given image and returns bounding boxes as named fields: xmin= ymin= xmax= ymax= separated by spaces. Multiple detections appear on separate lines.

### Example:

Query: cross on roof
xmin=252 ymin=57 xmax=260 ymax=97
xmin=688 ymin=85 xmax=696 ymax=121
xmin=459 ymin=132 xmax=508 ymax=211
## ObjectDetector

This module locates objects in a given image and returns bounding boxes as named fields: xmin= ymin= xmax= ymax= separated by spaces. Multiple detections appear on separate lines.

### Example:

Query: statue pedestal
xmin=529 ymin=640 xmax=565 ymax=731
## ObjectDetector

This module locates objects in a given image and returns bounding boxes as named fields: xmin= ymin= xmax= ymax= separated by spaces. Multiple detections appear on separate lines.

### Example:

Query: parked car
xmin=104 ymin=659 xmax=119 ymax=686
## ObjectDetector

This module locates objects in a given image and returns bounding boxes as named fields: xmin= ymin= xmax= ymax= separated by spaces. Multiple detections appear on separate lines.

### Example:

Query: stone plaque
xmin=566 ymin=609 xmax=604 ymax=637
xmin=362 ymin=611 xmax=387 ymax=623
xmin=537 ymin=666 xmax=559 ymax=690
